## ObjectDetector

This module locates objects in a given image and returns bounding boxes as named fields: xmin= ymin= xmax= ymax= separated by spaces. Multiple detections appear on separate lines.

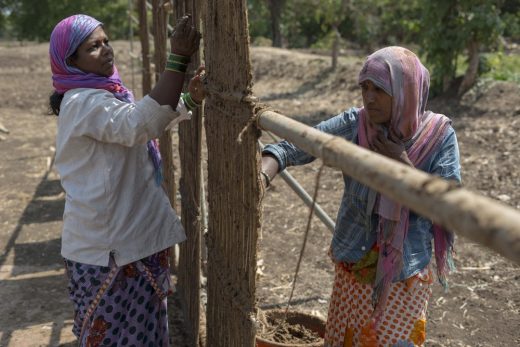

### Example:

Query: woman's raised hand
xmin=170 ymin=15 xmax=201 ymax=57
xmin=188 ymin=66 xmax=206 ymax=104
xmin=372 ymin=128 xmax=414 ymax=167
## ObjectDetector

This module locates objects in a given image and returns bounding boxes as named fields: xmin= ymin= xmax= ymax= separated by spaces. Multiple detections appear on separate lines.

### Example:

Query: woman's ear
xmin=66 ymin=57 xmax=76 ymax=68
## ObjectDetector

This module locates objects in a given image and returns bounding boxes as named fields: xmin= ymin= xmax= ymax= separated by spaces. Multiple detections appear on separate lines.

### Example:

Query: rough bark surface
xmin=138 ymin=0 xmax=152 ymax=95
xmin=176 ymin=1 xmax=203 ymax=346
xmin=203 ymin=1 xmax=261 ymax=346
xmin=458 ymin=40 xmax=480 ymax=96
xmin=152 ymin=0 xmax=176 ymax=211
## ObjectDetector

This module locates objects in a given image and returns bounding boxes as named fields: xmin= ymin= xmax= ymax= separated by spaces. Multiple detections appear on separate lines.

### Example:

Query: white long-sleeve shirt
xmin=56 ymin=88 xmax=189 ymax=266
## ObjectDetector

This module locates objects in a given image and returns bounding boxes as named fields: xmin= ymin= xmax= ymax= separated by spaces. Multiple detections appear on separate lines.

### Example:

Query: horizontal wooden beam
xmin=258 ymin=110 xmax=520 ymax=265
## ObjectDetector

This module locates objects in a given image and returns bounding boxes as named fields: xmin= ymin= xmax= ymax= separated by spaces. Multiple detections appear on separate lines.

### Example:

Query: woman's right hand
xmin=170 ymin=15 xmax=201 ymax=57
xmin=188 ymin=66 xmax=206 ymax=104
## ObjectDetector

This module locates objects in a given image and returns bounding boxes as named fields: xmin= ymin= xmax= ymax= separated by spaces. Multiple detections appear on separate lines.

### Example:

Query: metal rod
xmin=259 ymin=140 xmax=335 ymax=233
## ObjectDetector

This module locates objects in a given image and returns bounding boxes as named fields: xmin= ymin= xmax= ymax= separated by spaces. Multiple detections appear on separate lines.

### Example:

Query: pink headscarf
xmin=49 ymin=14 xmax=133 ymax=102
xmin=357 ymin=46 xmax=454 ymax=322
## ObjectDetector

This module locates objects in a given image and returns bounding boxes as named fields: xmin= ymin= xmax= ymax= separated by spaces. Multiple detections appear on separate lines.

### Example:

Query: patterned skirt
xmin=324 ymin=262 xmax=433 ymax=347
xmin=64 ymin=249 xmax=172 ymax=347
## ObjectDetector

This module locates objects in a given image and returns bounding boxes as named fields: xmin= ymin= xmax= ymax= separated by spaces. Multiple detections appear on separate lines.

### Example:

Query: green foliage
xmin=314 ymin=0 xmax=346 ymax=29
xmin=0 ymin=0 xmax=129 ymax=41
xmin=310 ymin=29 xmax=345 ymax=50
xmin=481 ymin=52 xmax=520 ymax=83
xmin=378 ymin=0 xmax=421 ymax=45
xmin=283 ymin=0 xmax=327 ymax=48
xmin=246 ymin=0 xmax=514 ymax=89
xmin=246 ymin=0 xmax=424 ymax=51
xmin=419 ymin=0 xmax=504 ymax=94
xmin=247 ymin=0 xmax=271 ymax=40
xmin=502 ymin=11 xmax=520 ymax=41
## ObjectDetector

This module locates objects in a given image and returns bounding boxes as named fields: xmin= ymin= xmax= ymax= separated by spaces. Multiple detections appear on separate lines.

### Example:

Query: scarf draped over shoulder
xmin=356 ymin=46 xmax=454 ymax=323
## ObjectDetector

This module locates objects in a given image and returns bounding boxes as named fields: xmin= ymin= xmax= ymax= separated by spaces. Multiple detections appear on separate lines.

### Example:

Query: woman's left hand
xmin=372 ymin=128 xmax=414 ymax=167
xmin=188 ymin=66 xmax=206 ymax=104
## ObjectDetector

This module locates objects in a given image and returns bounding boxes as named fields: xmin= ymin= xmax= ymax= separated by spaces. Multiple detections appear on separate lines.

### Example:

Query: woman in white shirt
xmin=49 ymin=13 xmax=203 ymax=346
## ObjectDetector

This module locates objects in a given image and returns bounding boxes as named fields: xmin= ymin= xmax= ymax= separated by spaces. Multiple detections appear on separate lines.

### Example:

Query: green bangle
xmin=165 ymin=61 xmax=187 ymax=73
xmin=168 ymin=52 xmax=190 ymax=64
xmin=181 ymin=92 xmax=201 ymax=111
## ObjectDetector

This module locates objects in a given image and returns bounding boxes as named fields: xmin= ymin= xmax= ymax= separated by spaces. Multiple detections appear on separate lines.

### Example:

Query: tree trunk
xmin=458 ymin=40 xmax=480 ymax=96
xmin=268 ymin=0 xmax=284 ymax=47
xmin=331 ymin=25 xmax=340 ymax=70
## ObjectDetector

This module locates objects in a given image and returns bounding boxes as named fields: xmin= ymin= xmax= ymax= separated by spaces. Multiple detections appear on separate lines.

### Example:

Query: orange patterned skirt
xmin=324 ymin=262 xmax=433 ymax=347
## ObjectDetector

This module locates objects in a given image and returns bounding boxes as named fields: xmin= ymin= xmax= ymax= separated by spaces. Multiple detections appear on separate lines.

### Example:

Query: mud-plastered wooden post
xmin=203 ymin=1 xmax=261 ymax=346
xmin=137 ymin=0 xmax=152 ymax=95
xmin=175 ymin=0 xmax=205 ymax=345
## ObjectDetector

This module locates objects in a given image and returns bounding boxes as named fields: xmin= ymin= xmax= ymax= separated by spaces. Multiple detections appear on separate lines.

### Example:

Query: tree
xmin=0 ymin=0 xmax=129 ymax=41
xmin=247 ymin=0 xmax=271 ymax=43
xmin=420 ymin=0 xmax=504 ymax=95
xmin=267 ymin=0 xmax=286 ymax=47
xmin=283 ymin=0 xmax=327 ymax=48
xmin=315 ymin=0 xmax=349 ymax=70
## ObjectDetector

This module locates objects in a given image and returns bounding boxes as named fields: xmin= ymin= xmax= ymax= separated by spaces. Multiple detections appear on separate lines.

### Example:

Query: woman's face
xmin=360 ymin=80 xmax=393 ymax=126
xmin=69 ymin=26 xmax=114 ymax=77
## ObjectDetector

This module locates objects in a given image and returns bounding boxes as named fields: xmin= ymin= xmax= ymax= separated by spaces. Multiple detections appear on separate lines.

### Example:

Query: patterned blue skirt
xmin=64 ymin=249 xmax=172 ymax=347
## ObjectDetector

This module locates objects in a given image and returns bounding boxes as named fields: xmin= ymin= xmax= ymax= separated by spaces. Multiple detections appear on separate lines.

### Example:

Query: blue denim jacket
xmin=263 ymin=107 xmax=461 ymax=281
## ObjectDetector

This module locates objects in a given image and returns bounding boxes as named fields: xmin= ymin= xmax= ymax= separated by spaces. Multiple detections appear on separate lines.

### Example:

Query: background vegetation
xmin=0 ymin=0 xmax=518 ymax=94
xmin=0 ymin=0 xmax=129 ymax=41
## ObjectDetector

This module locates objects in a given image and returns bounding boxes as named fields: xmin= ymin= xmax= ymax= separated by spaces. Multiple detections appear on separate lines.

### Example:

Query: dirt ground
xmin=0 ymin=41 xmax=519 ymax=347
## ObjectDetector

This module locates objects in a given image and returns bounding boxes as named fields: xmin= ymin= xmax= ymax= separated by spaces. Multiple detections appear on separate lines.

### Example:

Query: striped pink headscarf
xmin=49 ymin=14 xmax=133 ymax=102
xmin=357 ymin=46 xmax=454 ymax=322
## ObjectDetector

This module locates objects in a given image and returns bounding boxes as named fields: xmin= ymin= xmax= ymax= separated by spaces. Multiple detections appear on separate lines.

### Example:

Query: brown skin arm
xmin=261 ymin=154 xmax=280 ymax=187
xmin=148 ymin=15 xmax=201 ymax=110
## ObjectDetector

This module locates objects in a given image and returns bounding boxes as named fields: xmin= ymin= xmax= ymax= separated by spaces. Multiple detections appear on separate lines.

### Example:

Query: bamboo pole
xmin=258 ymin=110 xmax=520 ymax=265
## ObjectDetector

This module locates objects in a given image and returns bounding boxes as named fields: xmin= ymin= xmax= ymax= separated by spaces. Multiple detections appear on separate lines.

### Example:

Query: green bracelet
xmin=165 ymin=61 xmax=187 ymax=73
xmin=168 ymin=52 xmax=190 ymax=65
xmin=181 ymin=92 xmax=201 ymax=111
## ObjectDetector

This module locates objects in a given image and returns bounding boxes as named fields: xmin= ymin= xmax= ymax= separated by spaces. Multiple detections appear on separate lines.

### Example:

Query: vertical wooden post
xmin=203 ymin=1 xmax=260 ymax=346
xmin=176 ymin=0 xmax=204 ymax=345
xmin=152 ymin=0 xmax=176 ymax=211
xmin=152 ymin=0 xmax=178 ymax=275
xmin=138 ymin=0 xmax=152 ymax=95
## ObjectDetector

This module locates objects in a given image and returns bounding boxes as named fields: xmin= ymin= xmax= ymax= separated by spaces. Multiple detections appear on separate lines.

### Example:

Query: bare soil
xmin=0 ymin=42 xmax=519 ymax=347
xmin=256 ymin=309 xmax=324 ymax=345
